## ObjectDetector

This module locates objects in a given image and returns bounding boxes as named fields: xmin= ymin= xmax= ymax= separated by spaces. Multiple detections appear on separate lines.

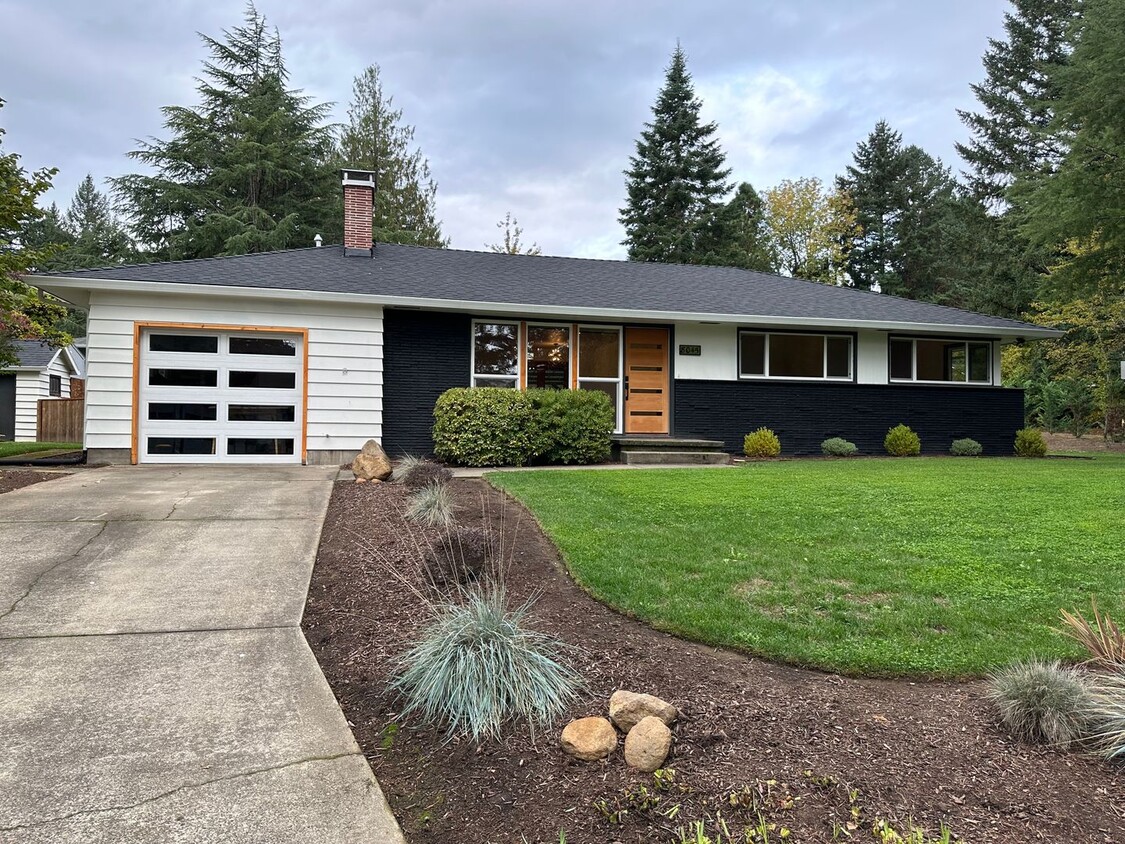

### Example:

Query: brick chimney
xmin=341 ymin=168 xmax=376 ymax=256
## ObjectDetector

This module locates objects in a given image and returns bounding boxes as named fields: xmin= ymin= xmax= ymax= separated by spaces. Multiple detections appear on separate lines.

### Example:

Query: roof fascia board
xmin=34 ymin=275 xmax=1063 ymax=339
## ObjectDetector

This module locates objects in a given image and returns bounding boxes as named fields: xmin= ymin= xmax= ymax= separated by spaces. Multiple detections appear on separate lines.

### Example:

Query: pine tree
xmin=956 ymin=0 xmax=1079 ymax=206
xmin=113 ymin=3 xmax=338 ymax=260
xmin=338 ymin=64 xmax=446 ymax=247
xmin=620 ymin=46 xmax=732 ymax=264
xmin=487 ymin=212 xmax=541 ymax=255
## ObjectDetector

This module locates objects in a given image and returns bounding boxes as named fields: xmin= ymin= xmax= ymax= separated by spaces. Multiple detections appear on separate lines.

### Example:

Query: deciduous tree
xmin=762 ymin=178 xmax=855 ymax=284
xmin=487 ymin=212 xmax=541 ymax=255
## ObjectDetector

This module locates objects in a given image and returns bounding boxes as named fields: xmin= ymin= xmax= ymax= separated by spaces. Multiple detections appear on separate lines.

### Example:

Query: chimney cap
xmin=341 ymin=168 xmax=376 ymax=187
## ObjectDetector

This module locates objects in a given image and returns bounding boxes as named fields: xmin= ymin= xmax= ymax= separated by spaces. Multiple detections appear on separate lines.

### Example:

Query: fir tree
xmin=37 ymin=175 xmax=134 ymax=270
xmin=956 ymin=0 xmax=1079 ymax=206
xmin=706 ymin=182 xmax=774 ymax=271
xmin=113 ymin=3 xmax=338 ymax=259
xmin=338 ymin=64 xmax=446 ymax=247
xmin=620 ymin=46 xmax=732 ymax=265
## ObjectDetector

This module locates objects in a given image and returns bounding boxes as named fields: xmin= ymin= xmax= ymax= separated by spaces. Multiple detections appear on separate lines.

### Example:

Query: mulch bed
xmin=0 ymin=470 xmax=64 ymax=495
xmin=303 ymin=479 xmax=1124 ymax=844
xmin=1042 ymin=431 xmax=1125 ymax=453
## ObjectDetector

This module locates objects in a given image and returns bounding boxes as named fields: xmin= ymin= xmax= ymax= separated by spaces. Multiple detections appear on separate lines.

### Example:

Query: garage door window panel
xmin=228 ymin=405 xmax=296 ymax=422
xmin=149 ymin=369 xmax=218 ymax=387
xmin=229 ymin=371 xmax=297 ymax=389
xmin=229 ymin=337 xmax=297 ymax=356
xmin=147 ymin=437 xmax=216 ymax=455
xmin=148 ymin=403 xmax=218 ymax=421
xmin=149 ymin=335 xmax=218 ymax=354
xmin=228 ymin=438 xmax=295 ymax=455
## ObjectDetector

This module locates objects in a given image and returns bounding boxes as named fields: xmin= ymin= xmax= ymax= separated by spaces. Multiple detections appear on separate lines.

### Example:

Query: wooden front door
xmin=624 ymin=327 xmax=670 ymax=434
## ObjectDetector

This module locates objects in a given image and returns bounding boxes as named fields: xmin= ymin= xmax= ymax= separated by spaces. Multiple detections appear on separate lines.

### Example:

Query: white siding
xmin=673 ymin=323 xmax=890 ymax=385
xmin=84 ymin=290 xmax=383 ymax=457
xmin=12 ymin=354 xmax=72 ymax=441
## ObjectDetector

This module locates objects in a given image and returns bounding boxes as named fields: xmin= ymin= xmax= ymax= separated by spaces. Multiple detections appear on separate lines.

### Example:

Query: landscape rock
xmin=352 ymin=439 xmax=392 ymax=481
xmin=623 ymin=716 xmax=672 ymax=772
xmin=560 ymin=717 xmax=617 ymax=761
xmin=609 ymin=690 xmax=678 ymax=732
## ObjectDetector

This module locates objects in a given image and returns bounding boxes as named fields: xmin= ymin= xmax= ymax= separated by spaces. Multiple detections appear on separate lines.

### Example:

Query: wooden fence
xmin=37 ymin=398 xmax=84 ymax=443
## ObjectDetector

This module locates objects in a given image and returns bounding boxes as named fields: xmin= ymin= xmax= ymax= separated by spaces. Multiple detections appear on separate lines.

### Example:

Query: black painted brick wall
xmin=382 ymin=309 xmax=471 ymax=455
xmin=674 ymin=379 xmax=1026 ymax=456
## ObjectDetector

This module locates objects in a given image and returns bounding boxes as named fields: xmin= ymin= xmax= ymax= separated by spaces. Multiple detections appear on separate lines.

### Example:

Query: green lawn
xmin=0 ymin=441 xmax=82 ymax=458
xmin=492 ymin=455 xmax=1125 ymax=678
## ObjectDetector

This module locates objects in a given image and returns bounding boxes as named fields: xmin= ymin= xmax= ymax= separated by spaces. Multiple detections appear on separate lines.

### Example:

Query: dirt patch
xmin=1042 ymin=431 xmax=1125 ymax=453
xmin=304 ymin=479 xmax=1124 ymax=844
xmin=0 ymin=470 xmax=65 ymax=495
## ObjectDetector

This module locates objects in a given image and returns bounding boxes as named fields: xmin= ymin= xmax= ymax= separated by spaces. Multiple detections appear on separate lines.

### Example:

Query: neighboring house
xmin=32 ymin=169 xmax=1060 ymax=465
xmin=0 ymin=341 xmax=85 ymax=442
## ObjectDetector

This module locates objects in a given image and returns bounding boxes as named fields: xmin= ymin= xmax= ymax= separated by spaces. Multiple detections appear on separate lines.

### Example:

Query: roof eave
xmin=32 ymin=275 xmax=1065 ymax=340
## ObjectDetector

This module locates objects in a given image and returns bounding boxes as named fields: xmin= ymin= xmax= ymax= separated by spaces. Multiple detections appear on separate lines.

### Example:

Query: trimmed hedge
xmin=432 ymin=387 xmax=613 ymax=467
xmin=884 ymin=423 xmax=921 ymax=456
xmin=744 ymin=427 xmax=781 ymax=458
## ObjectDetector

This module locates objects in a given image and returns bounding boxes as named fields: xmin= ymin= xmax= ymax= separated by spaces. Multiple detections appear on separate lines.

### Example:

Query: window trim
xmin=737 ymin=329 xmax=856 ymax=382
xmin=888 ymin=336 xmax=994 ymax=386
xmin=524 ymin=322 xmax=574 ymax=391
xmin=576 ymin=324 xmax=624 ymax=434
xmin=48 ymin=373 xmax=63 ymax=397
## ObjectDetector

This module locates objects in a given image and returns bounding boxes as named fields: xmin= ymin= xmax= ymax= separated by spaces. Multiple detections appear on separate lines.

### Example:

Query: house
xmin=0 ymin=340 xmax=85 ymax=442
xmin=31 ymin=169 xmax=1060 ymax=464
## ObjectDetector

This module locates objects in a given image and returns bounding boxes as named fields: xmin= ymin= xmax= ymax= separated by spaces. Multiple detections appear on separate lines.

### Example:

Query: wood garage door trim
xmin=131 ymin=321 xmax=310 ymax=465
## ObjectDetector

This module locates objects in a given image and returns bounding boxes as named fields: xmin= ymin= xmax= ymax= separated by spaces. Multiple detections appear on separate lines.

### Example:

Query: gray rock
xmin=609 ymin=690 xmax=678 ymax=732
xmin=623 ymin=716 xmax=672 ymax=772
xmin=560 ymin=717 xmax=617 ymax=761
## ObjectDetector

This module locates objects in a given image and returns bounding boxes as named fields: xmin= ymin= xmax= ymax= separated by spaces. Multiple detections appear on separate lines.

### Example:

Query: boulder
xmin=352 ymin=439 xmax=392 ymax=481
xmin=623 ymin=716 xmax=672 ymax=772
xmin=560 ymin=717 xmax=617 ymax=761
xmin=609 ymin=690 xmax=678 ymax=732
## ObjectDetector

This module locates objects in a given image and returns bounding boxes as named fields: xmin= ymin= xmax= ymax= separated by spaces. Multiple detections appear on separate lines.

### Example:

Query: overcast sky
xmin=1 ymin=0 xmax=1007 ymax=259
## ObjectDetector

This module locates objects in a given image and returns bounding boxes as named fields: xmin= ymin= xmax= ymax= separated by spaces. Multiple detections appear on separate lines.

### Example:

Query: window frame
xmin=737 ymin=329 xmax=856 ymax=382
xmin=48 ymin=373 xmax=63 ymax=397
xmin=576 ymin=324 xmax=624 ymax=434
xmin=524 ymin=322 xmax=574 ymax=391
xmin=887 ymin=336 xmax=994 ymax=386
xmin=470 ymin=319 xmax=521 ymax=388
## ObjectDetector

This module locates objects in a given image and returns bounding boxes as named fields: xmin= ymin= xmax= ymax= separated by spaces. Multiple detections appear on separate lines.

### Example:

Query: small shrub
xmin=401 ymin=459 xmax=454 ymax=490
xmin=950 ymin=438 xmax=983 ymax=457
xmin=1014 ymin=427 xmax=1047 ymax=457
xmin=884 ymin=424 xmax=921 ymax=456
xmin=433 ymin=388 xmax=537 ymax=467
xmin=526 ymin=388 xmax=614 ymax=465
xmin=986 ymin=659 xmax=1092 ymax=748
xmin=391 ymin=455 xmax=426 ymax=484
xmin=405 ymin=483 xmax=455 ymax=529
xmin=821 ymin=437 xmax=858 ymax=457
xmin=1087 ymin=672 xmax=1125 ymax=761
xmin=743 ymin=427 xmax=781 ymax=458
xmin=1059 ymin=599 xmax=1125 ymax=670
xmin=422 ymin=525 xmax=495 ymax=589
xmin=391 ymin=583 xmax=582 ymax=741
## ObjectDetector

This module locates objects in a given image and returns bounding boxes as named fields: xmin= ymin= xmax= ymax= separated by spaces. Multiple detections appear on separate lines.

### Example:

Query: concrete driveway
xmin=0 ymin=466 xmax=404 ymax=844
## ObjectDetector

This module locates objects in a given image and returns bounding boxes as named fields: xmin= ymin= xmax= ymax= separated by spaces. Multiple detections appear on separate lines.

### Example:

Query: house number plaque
xmin=678 ymin=344 xmax=702 ymax=356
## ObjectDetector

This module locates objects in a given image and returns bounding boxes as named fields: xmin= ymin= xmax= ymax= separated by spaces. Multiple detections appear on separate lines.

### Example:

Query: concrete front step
xmin=613 ymin=436 xmax=726 ymax=452
xmin=622 ymin=450 xmax=731 ymax=466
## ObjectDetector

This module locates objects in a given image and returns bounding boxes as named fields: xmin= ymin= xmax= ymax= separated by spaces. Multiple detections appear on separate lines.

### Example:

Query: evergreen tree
xmin=620 ymin=46 xmax=732 ymax=264
xmin=956 ymin=0 xmax=1079 ymax=206
xmin=113 ymin=3 xmax=338 ymax=260
xmin=706 ymin=182 xmax=774 ymax=271
xmin=487 ymin=212 xmax=541 ymax=255
xmin=338 ymin=64 xmax=446 ymax=247
xmin=1016 ymin=0 xmax=1125 ymax=293
xmin=61 ymin=175 xmax=133 ymax=267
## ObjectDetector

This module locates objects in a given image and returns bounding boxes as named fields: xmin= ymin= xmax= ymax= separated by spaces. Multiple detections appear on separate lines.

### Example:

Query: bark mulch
xmin=0 ymin=470 xmax=65 ymax=495
xmin=303 ymin=479 xmax=1124 ymax=844
xmin=1042 ymin=431 xmax=1125 ymax=453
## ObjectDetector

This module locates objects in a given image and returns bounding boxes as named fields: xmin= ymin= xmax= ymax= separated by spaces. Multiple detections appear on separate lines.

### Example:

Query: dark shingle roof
xmin=40 ymin=244 xmax=1050 ymax=334
xmin=7 ymin=340 xmax=59 ymax=369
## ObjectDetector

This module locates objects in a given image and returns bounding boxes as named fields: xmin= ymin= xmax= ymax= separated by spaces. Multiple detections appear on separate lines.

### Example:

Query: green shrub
xmin=432 ymin=387 xmax=613 ymax=467
xmin=950 ymin=438 xmax=983 ymax=457
xmin=422 ymin=526 xmax=495 ymax=589
xmin=986 ymin=659 xmax=1092 ymax=748
xmin=1087 ymin=672 xmax=1125 ymax=761
xmin=406 ymin=483 xmax=455 ymax=529
xmin=391 ymin=583 xmax=582 ymax=741
xmin=743 ymin=427 xmax=781 ymax=458
xmin=526 ymin=388 xmax=614 ymax=465
xmin=1014 ymin=427 xmax=1047 ymax=457
xmin=402 ymin=459 xmax=454 ymax=490
xmin=821 ymin=437 xmax=858 ymax=457
xmin=884 ymin=424 xmax=921 ymax=456
xmin=433 ymin=388 xmax=537 ymax=467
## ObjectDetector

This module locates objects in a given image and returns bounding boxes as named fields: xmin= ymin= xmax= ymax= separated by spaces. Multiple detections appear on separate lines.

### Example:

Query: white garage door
xmin=138 ymin=329 xmax=303 ymax=464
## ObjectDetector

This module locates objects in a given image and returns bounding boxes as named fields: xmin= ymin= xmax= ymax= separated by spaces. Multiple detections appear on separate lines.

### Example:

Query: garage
xmin=137 ymin=328 xmax=305 ymax=464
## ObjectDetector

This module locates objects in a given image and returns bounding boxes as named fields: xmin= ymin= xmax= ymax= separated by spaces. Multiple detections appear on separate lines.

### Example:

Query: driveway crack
xmin=161 ymin=491 xmax=193 ymax=521
xmin=0 ymin=521 xmax=108 ymax=623
xmin=0 ymin=751 xmax=363 ymax=832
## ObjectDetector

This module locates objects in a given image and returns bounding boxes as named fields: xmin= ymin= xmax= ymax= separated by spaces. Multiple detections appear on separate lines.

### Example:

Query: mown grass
xmin=0 ymin=441 xmax=81 ymax=458
xmin=492 ymin=455 xmax=1125 ymax=678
